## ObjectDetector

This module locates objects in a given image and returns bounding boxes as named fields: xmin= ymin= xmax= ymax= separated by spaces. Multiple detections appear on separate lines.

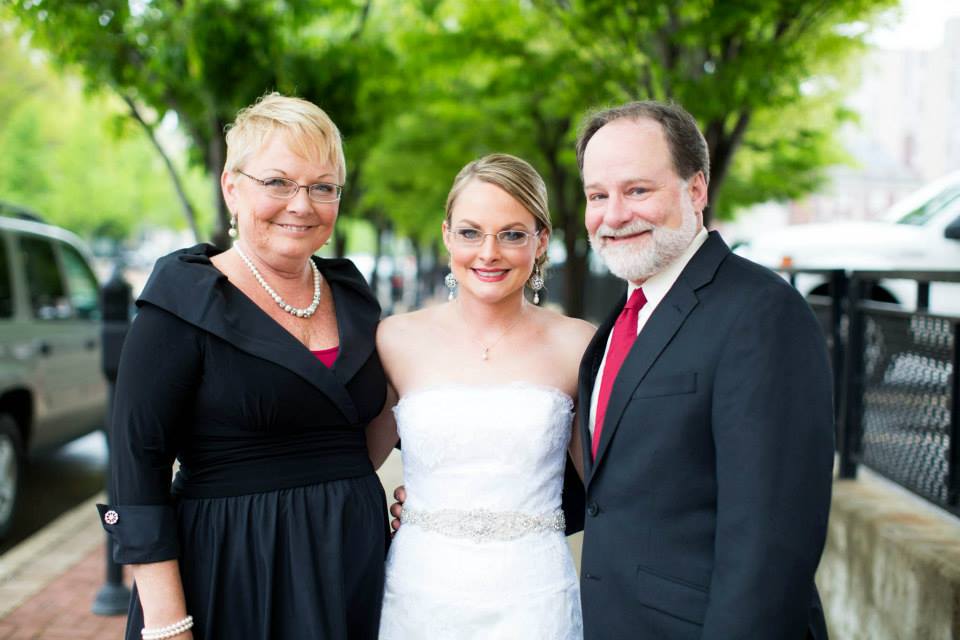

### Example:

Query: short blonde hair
xmin=224 ymin=92 xmax=346 ymax=183
xmin=445 ymin=153 xmax=552 ymax=270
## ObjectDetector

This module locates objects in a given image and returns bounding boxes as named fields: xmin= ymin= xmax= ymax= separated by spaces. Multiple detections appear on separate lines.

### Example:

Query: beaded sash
xmin=400 ymin=506 xmax=565 ymax=542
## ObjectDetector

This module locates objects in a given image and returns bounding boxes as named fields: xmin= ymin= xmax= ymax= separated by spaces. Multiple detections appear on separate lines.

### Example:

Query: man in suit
xmin=576 ymin=101 xmax=834 ymax=639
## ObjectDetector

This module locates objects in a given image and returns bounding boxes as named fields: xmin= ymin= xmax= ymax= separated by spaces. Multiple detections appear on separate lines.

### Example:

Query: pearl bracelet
xmin=141 ymin=615 xmax=194 ymax=639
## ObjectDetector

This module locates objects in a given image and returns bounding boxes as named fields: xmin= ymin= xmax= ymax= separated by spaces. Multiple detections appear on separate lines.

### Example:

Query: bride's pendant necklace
xmin=234 ymin=244 xmax=322 ymax=319
xmin=456 ymin=300 xmax=526 ymax=361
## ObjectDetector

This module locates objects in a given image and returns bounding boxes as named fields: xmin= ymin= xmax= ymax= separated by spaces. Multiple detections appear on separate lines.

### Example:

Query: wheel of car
xmin=0 ymin=414 xmax=23 ymax=540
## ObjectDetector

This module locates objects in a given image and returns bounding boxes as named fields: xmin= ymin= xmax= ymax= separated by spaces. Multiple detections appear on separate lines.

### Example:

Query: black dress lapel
xmin=322 ymin=259 xmax=379 ymax=388
xmin=137 ymin=245 xmax=380 ymax=425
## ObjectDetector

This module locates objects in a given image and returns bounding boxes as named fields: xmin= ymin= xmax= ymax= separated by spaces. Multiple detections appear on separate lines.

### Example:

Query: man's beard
xmin=589 ymin=198 xmax=699 ymax=283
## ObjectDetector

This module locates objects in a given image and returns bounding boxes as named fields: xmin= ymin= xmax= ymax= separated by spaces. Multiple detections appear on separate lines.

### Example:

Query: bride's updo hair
xmin=444 ymin=153 xmax=551 ymax=272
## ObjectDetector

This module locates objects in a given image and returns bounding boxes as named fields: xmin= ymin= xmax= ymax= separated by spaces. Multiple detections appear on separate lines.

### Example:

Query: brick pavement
xmin=0 ymin=544 xmax=127 ymax=639
xmin=0 ymin=492 xmax=129 ymax=639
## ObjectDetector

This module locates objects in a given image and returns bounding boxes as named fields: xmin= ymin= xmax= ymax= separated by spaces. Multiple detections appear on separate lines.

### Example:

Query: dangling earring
xmin=445 ymin=272 xmax=458 ymax=301
xmin=228 ymin=213 xmax=238 ymax=239
xmin=529 ymin=263 xmax=545 ymax=305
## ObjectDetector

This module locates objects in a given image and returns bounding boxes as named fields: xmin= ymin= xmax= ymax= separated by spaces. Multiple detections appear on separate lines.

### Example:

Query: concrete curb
xmin=0 ymin=492 xmax=105 ymax=618
xmin=818 ymin=469 xmax=960 ymax=639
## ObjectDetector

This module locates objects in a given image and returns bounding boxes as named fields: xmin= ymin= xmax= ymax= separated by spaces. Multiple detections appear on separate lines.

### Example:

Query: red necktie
xmin=592 ymin=288 xmax=646 ymax=459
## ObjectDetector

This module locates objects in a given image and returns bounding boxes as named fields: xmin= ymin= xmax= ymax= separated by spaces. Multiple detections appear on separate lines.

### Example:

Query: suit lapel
xmin=586 ymin=231 xmax=731 ymax=481
xmin=589 ymin=283 xmax=698 ymax=475
xmin=578 ymin=297 xmax=623 ymax=480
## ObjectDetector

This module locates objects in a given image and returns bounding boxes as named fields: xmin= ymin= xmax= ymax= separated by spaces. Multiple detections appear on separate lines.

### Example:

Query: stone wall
xmin=817 ymin=472 xmax=960 ymax=639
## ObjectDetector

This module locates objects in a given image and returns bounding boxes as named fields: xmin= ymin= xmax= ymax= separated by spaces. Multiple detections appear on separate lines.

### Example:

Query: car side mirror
xmin=945 ymin=214 xmax=960 ymax=240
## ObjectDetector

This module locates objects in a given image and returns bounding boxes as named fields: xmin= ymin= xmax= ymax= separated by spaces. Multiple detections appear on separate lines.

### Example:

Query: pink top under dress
xmin=311 ymin=346 xmax=340 ymax=368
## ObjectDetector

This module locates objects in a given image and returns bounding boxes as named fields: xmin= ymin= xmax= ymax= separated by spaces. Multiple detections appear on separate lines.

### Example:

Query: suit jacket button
xmin=587 ymin=501 xmax=599 ymax=517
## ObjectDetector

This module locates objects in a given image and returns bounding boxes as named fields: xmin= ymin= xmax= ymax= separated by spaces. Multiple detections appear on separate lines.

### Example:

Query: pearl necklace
xmin=234 ymin=244 xmax=322 ymax=318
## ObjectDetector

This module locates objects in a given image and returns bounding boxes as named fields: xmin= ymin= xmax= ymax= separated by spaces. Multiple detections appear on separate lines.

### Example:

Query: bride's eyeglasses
xmin=449 ymin=227 xmax=540 ymax=248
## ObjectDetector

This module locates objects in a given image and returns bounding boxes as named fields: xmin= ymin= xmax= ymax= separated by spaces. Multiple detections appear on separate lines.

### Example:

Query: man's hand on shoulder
xmin=390 ymin=485 xmax=406 ymax=533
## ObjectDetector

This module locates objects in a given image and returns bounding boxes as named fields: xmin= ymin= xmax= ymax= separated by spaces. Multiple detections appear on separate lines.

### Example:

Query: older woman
xmin=98 ymin=93 xmax=388 ymax=640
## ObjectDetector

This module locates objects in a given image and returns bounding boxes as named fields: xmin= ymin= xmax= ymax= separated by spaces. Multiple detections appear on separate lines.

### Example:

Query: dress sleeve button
xmin=103 ymin=510 xmax=119 ymax=525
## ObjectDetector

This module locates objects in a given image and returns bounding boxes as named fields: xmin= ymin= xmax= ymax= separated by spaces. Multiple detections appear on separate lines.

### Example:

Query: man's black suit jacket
xmin=577 ymin=231 xmax=834 ymax=640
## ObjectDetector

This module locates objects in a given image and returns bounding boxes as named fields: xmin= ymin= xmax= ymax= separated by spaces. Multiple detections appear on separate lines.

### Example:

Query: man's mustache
xmin=593 ymin=220 xmax=656 ymax=241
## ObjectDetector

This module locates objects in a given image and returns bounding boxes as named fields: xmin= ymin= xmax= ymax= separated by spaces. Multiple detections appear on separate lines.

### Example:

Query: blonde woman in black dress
xmin=99 ymin=93 xmax=389 ymax=639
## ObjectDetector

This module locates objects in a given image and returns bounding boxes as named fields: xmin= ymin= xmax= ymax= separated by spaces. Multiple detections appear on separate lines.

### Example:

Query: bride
xmin=367 ymin=153 xmax=595 ymax=639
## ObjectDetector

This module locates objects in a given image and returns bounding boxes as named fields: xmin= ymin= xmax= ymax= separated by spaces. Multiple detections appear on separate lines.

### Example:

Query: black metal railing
xmin=780 ymin=267 xmax=960 ymax=516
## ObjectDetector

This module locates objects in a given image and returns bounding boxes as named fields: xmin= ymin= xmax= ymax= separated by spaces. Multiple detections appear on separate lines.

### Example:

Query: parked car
xmin=0 ymin=212 xmax=106 ymax=538
xmin=734 ymin=171 xmax=960 ymax=314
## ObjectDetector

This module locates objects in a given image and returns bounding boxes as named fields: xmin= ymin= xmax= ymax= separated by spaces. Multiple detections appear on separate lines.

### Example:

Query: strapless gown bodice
xmin=379 ymin=384 xmax=583 ymax=640
xmin=396 ymin=383 xmax=573 ymax=515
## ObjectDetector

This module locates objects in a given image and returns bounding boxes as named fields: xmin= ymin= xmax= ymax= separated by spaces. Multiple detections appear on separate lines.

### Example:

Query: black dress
xmin=97 ymin=244 xmax=389 ymax=639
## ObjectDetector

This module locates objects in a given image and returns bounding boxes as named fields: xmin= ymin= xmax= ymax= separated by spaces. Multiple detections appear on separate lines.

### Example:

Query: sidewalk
xmin=0 ymin=493 xmax=127 ymax=639
xmin=0 ymin=451 xmax=408 ymax=639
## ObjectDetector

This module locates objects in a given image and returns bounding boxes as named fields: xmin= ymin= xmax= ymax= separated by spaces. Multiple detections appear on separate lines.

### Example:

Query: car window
xmin=19 ymin=234 xmax=70 ymax=320
xmin=59 ymin=243 xmax=100 ymax=320
xmin=0 ymin=235 xmax=12 ymax=319
xmin=895 ymin=183 xmax=960 ymax=226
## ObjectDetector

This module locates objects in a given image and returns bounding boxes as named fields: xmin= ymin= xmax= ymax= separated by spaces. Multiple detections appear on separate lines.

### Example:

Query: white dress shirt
xmin=588 ymin=227 xmax=709 ymax=438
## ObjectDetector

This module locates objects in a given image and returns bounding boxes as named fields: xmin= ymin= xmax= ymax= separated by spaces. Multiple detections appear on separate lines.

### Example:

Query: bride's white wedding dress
xmin=379 ymin=384 xmax=583 ymax=640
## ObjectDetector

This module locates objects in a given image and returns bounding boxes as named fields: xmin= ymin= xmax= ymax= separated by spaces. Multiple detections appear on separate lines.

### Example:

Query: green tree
xmin=539 ymin=0 xmax=898 ymax=220
xmin=0 ymin=29 xmax=212 ymax=240
xmin=5 ymin=0 xmax=374 ymax=243
xmin=362 ymin=0 xmax=898 ymax=316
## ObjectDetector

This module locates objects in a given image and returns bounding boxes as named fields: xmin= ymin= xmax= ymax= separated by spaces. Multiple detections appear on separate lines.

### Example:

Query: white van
xmin=734 ymin=171 xmax=960 ymax=314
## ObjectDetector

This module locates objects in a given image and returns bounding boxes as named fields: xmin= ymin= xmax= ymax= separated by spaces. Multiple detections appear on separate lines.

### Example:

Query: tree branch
xmin=120 ymin=93 xmax=202 ymax=242
xmin=350 ymin=0 xmax=373 ymax=40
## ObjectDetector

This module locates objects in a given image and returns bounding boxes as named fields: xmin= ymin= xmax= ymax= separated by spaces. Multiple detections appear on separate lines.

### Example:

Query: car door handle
xmin=37 ymin=341 xmax=52 ymax=356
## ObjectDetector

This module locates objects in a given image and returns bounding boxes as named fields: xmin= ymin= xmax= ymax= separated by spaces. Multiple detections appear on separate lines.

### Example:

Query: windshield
xmin=892 ymin=181 xmax=960 ymax=226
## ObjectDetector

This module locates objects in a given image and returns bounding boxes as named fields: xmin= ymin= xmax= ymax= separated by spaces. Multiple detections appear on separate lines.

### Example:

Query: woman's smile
xmin=471 ymin=267 xmax=511 ymax=282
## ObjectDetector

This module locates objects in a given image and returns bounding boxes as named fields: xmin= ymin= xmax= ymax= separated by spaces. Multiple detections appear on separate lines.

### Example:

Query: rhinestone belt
xmin=400 ymin=506 xmax=565 ymax=542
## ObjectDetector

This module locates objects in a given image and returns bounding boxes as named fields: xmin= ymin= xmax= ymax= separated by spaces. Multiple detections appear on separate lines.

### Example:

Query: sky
xmin=869 ymin=0 xmax=960 ymax=50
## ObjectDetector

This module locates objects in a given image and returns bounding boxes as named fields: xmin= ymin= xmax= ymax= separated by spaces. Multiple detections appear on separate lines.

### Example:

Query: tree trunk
xmin=333 ymin=228 xmax=348 ymax=258
xmin=535 ymin=116 xmax=588 ymax=319
xmin=547 ymin=159 xmax=586 ymax=319
xmin=207 ymin=124 xmax=230 ymax=249
xmin=703 ymin=111 xmax=751 ymax=225
xmin=562 ymin=211 xmax=587 ymax=319
xmin=370 ymin=218 xmax=386 ymax=297
xmin=412 ymin=242 xmax=424 ymax=308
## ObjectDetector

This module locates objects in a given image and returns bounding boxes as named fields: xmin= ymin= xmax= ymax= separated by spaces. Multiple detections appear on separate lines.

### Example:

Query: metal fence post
xmin=917 ymin=281 xmax=930 ymax=312
xmin=92 ymin=265 xmax=133 ymax=615
xmin=829 ymin=269 xmax=847 ymax=424
xmin=837 ymin=275 xmax=865 ymax=479
xmin=949 ymin=320 xmax=960 ymax=507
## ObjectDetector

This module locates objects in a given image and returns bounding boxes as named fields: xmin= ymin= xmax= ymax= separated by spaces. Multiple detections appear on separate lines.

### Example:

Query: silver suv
xmin=0 ymin=212 xmax=107 ymax=538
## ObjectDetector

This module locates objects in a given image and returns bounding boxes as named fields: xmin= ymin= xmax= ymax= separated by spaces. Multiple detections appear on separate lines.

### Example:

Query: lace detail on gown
xmin=379 ymin=384 xmax=583 ymax=640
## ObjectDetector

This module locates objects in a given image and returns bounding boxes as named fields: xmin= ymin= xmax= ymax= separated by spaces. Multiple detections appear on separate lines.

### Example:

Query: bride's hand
xmin=389 ymin=485 xmax=406 ymax=532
